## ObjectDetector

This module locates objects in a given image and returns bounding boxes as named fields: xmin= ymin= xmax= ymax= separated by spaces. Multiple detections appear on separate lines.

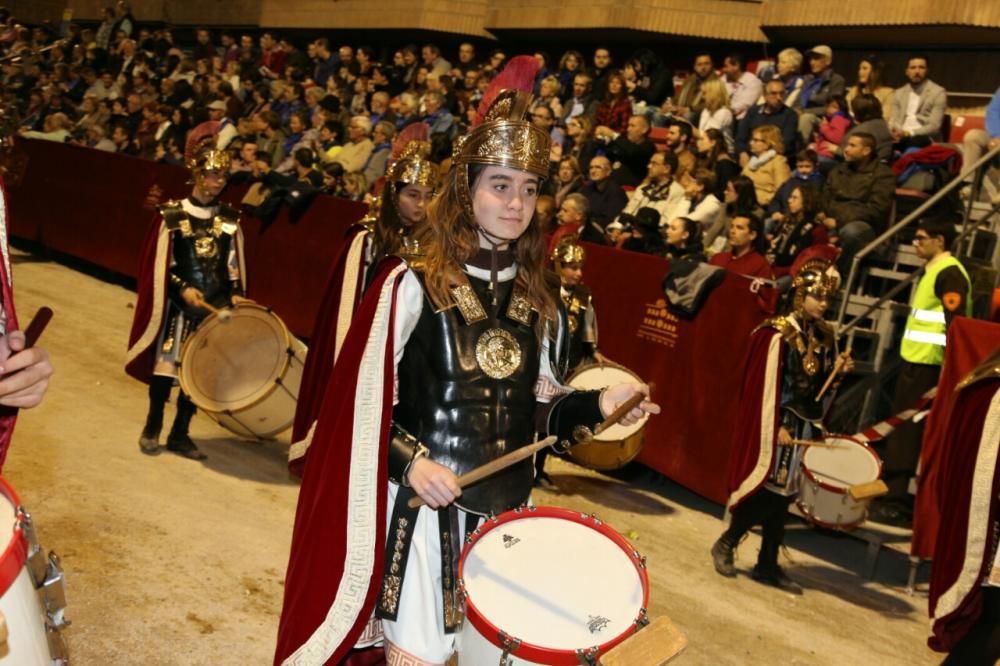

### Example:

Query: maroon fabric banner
xmin=584 ymin=244 xmax=768 ymax=502
xmin=912 ymin=317 xmax=1000 ymax=559
xmin=9 ymin=140 xmax=777 ymax=503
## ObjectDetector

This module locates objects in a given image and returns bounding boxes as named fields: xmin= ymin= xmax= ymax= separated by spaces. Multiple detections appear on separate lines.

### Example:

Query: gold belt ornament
xmin=475 ymin=328 xmax=522 ymax=379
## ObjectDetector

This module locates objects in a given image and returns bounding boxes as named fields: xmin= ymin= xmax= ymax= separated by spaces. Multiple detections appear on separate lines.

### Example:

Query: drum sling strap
xmin=377 ymin=490 xmax=470 ymax=633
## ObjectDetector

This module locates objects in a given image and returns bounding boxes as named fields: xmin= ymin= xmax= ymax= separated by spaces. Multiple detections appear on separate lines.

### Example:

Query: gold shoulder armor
xmin=158 ymin=200 xmax=187 ymax=231
xmin=752 ymin=315 xmax=797 ymax=342
xmin=216 ymin=203 xmax=241 ymax=235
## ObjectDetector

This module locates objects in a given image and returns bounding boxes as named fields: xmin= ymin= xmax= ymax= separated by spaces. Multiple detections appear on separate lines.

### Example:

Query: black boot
xmin=752 ymin=535 xmax=801 ymax=593
xmin=166 ymin=394 xmax=206 ymax=460
xmin=711 ymin=534 xmax=737 ymax=577
xmin=139 ymin=377 xmax=171 ymax=455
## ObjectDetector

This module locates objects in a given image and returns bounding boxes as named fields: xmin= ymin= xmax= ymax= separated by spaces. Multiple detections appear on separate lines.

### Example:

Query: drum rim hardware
xmin=0 ymin=478 xmax=70 ymax=662
xmin=796 ymin=434 xmax=884 ymax=531
xmin=458 ymin=506 xmax=650 ymax=665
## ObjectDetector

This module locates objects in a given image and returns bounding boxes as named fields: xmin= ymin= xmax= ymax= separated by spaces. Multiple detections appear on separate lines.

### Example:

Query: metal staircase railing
xmin=835 ymin=142 xmax=1000 ymax=338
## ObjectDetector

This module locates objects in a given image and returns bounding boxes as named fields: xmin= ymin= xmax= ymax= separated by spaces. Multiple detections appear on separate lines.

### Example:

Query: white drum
xmin=179 ymin=304 xmax=307 ymax=439
xmin=565 ymin=364 xmax=648 ymax=470
xmin=0 ymin=478 xmax=67 ymax=664
xmin=458 ymin=506 xmax=649 ymax=665
xmin=796 ymin=436 xmax=883 ymax=530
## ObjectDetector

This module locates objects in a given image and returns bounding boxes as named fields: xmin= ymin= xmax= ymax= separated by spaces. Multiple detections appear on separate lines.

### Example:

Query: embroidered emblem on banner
xmin=637 ymin=298 xmax=679 ymax=349
xmin=475 ymin=328 xmax=522 ymax=379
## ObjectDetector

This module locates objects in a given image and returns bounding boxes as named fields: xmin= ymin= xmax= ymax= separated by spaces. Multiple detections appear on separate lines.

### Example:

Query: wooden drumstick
xmin=594 ymin=382 xmax=654 ymax=436
xmin=815 ymin=348 xmax=851 ymax=402
xmin=407 ymin=385 xmax=655 ymax=509
xmin=407 ymin=436 xmax=557 ymax=509
xmin=781 ymin=438 xmax=843 ymax=449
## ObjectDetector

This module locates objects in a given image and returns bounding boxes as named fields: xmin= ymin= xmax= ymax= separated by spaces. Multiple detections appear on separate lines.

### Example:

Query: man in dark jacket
xmin=599 ymin=115 xmax=656 ymax=188
xmin=581 ymin=155 xmax=629 ymax=227
xmin=737 ymin=80 xmax=799 ymax=165
xmin=818 ymin=132 xmax=896 ymax=273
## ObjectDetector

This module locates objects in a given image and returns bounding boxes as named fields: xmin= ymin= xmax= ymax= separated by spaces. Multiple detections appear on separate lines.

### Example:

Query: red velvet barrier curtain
xmin=583 ymin=245 xmax=767 ymax=502
xmin=911 ymin=317 xmax=1000 ymax=559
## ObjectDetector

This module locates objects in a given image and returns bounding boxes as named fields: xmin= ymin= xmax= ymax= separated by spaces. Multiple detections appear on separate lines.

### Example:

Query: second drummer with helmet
xmin=125 ymin=124 xmax=252 ymax=460
xmin=274 ymin=56 xmax=659 ymax=666
xmin=713 ymin=246 xmax=853 ymax=592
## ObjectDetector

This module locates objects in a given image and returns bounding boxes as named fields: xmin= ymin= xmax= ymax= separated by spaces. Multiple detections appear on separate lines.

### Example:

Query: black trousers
xmin=724 ymin=488 xmax=794 ymax=569
xmin=942 ymin=587 xmax=1000 ymax=665
xmin=880 ymin=360 xmax=941 ymax=504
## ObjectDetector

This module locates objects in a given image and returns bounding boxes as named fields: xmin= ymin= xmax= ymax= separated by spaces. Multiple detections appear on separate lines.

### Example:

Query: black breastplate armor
xmin=782 ymin=341 xmax=831 ymax=422
xmin=394 ymin=273 xmax=540 ymax=515
xmin=163 ymin=201 xmax=238 ymax=315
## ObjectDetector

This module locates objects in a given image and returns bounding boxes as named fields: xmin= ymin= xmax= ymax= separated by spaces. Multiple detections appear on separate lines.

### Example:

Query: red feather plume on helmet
xmin=790 ymin=244 xmax=840 ymax=279
xmin=184 ymin=120 xmax=221 ymax=165
xmin=473 ymin=55 xmax=540 ymax=127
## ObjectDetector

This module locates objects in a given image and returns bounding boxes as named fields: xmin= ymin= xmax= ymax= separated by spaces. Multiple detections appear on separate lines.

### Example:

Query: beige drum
xmin=565 ymin=363 xmax=648 ymax=470
xmin=796 ymin=436 xmax=883 ymax=530
xmin=179 ymin=304 xmax=307 ymax=439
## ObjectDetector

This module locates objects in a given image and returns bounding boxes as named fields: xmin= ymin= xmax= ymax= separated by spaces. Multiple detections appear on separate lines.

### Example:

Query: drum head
xmin=461 ymin=508 xmax=647 ymax=655
xmin=567 ymin=364 xmax=647 ymax=441
xmin=803 ymin=437 xmax=882 ymax=489
xmin=179 ymin=305 xmax=293 ymax=412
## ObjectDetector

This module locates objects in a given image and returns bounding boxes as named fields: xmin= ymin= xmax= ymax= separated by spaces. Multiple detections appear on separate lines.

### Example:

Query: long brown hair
xmin=372 ymin=186 xmax=409 ymax=264
xmin=420 ymin=164 xmax=556 ymax=340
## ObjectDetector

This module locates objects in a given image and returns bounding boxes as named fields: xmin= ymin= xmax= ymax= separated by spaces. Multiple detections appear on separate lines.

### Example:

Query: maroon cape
xmin=928 ymin=368 xmax=1000 ymax=652
xmin=290 ymin=224 xmax=371 ymax=453
xmin=0 ymin=179 xmax=21 ymax=468
xmin=274 ymin=258 xmax=405 ymax=665
xmin=726 ymin=324 xmax=785 ymax=509
xmin=125 ymin=212 xmax=169 ymax=384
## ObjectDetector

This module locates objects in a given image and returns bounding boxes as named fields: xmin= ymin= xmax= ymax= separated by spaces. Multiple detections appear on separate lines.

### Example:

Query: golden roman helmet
xmin=184 ymin=120 xmax=231 ymax=177
xmin=452 ymin=55 xmax=551 ymax=217
xmin=551 ymin=235 xmax=586 ymax=268
xmin=790 ymin=245 xmax=841 ymax=313
xmin=386 ymin=122 xmax=436 ymax=192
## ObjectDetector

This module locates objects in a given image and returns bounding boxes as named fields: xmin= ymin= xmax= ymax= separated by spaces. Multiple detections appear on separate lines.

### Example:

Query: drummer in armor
xmin=551 ymin=235 xmax=607 ymax=372
xmin=125 ymin=125 xmax=250 ymax=460
xmin=274 ymin=56 xmax=659 ymax=666
xmin=289 ymin=123 xmax=436 ymax=463
xmin=712 ymin=246 xmax=852 ymax=592
xmin=536 ymin=235 xmax=609 ymax=486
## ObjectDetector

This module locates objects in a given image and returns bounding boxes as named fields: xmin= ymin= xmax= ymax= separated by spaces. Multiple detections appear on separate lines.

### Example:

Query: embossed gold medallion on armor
xmin=475 ymin=328 xmax=522 ymax=379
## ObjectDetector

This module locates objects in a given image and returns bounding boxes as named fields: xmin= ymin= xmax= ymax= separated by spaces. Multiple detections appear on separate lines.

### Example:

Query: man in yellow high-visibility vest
xmin=871 ymin=217 xmax=972 ymax=526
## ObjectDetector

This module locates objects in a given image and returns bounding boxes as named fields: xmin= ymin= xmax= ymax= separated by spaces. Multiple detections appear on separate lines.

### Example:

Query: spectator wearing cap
xmin=722 ymin=53 xmax=763 ymax=121
xmin=330 ymin=115 xmax=374 ymax=175
xmin=888 ymin=54 xmax=947 ymax=150
xmin=796 ymin=45 xmax=846 ymax=146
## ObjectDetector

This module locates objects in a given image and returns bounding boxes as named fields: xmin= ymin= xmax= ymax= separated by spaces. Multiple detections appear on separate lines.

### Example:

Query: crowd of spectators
xmin=1 ymin=3 xmax=990 ymax=278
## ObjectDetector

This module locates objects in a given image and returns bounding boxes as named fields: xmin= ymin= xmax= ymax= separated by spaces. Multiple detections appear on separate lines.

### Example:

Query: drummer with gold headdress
xmin=712 ymin=246 xmax=852 ymax=593
xmin=125 ymin=123 xmax=250 ymax=461
xmin=274 ymin=56 xmax=658 ymax=666
xmin=289 ymin=123 xmax=437 ymax=469
xmin=551 ymin=235 xmax=607 ymax=372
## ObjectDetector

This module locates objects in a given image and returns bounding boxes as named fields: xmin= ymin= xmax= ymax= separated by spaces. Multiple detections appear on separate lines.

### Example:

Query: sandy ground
xmin=1 ymin=247 xmax=941 ymax=665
